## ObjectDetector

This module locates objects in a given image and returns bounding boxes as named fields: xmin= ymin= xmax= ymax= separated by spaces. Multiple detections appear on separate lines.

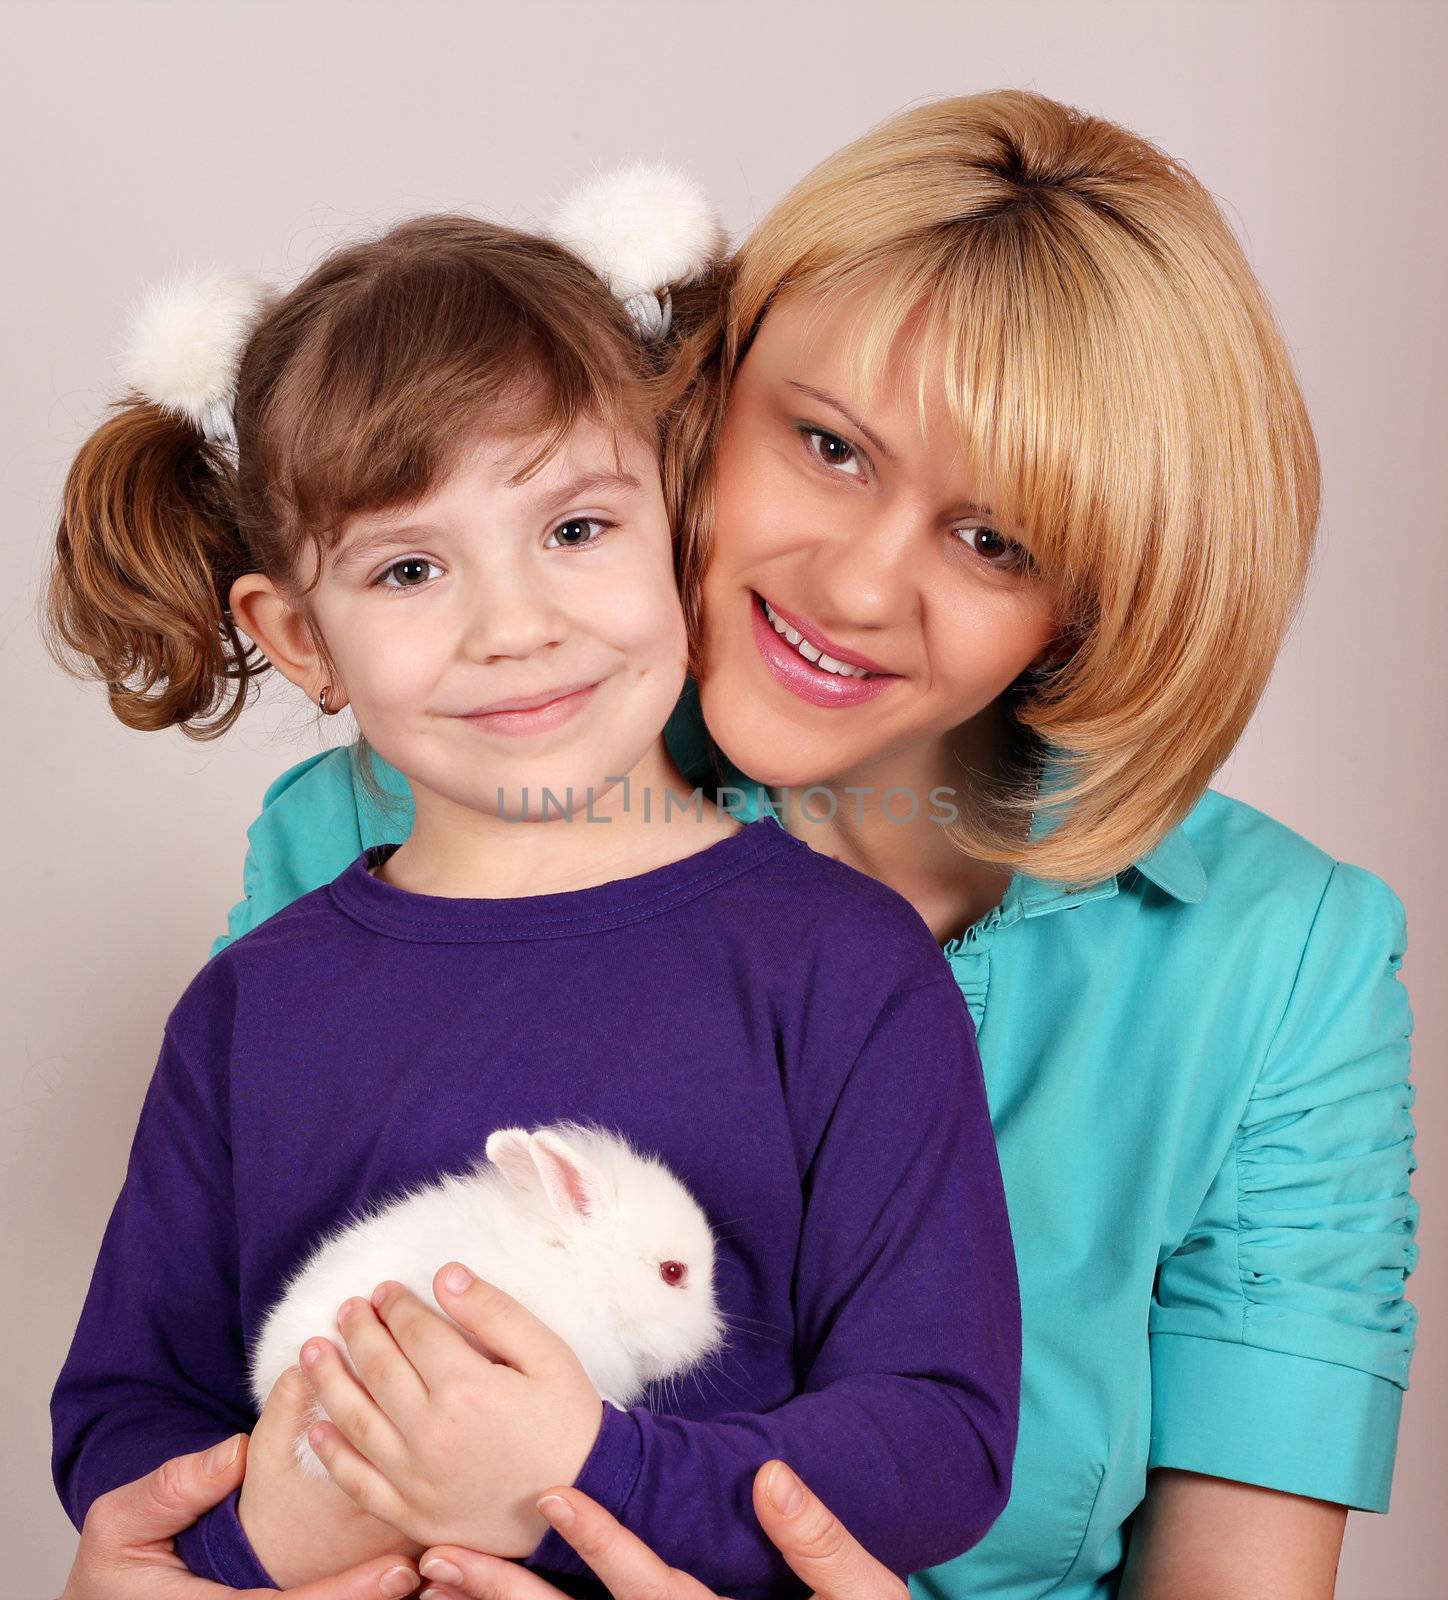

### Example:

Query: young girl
xmin=45 ymin=203 xmax=1019 ymax=1597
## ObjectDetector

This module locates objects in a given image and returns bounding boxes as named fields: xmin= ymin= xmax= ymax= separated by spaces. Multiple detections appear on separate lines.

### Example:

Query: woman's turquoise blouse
xmin=211 ymin=686 xmax=1418 ymax=1600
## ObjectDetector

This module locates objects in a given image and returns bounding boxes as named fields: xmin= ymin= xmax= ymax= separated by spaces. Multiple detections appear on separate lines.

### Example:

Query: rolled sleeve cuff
xmin=173 ymin=1486 xmax=278 ymax=1587
xmin=526 ymin=1402 xmax=644 ymax=1577
xmin=1149 ymin=1333 xmax=1404 ymax=1511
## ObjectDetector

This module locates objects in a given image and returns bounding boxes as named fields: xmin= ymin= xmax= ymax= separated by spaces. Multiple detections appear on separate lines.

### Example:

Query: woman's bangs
xmin=821 ymin=247 xmax=1109 ymax=612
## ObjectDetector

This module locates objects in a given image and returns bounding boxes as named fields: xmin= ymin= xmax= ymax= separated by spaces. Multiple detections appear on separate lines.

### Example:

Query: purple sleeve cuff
xmin=525 ymin=1402 xmax=644 ymax=1578
xmin=173 ymin=1486 xmax=278 ymax=1588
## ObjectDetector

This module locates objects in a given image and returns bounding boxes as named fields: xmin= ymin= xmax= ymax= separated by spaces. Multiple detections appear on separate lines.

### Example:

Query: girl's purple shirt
xmin=50 ymin=818 xmax=1020 ymax=1596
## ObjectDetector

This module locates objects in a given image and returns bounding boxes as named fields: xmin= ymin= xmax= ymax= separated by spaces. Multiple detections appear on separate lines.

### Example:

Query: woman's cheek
xmin=929 ymin=596 xmax=1055 ymax=712
xmin=716 ymin=455 xmax=800 ymax=569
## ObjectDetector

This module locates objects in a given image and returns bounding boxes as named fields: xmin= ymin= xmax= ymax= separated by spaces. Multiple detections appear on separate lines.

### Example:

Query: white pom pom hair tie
xmin=117 ymin=267 xmax=272 ymax=448
xmin=545 ymin=162 xmax=725 ymax=341
xmin=115 ymin=170 xmax=719 ymax=446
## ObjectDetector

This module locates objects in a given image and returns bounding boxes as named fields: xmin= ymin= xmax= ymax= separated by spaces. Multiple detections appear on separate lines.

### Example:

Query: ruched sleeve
xmin=1147 ymin=860 xmax=1417 ymax=1510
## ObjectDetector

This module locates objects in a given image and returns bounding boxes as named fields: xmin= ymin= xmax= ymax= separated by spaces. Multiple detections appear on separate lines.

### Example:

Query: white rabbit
xmin=248 ymin=1121 xmax=725 ymax=1479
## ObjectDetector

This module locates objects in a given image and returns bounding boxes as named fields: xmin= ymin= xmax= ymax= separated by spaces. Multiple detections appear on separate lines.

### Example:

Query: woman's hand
xmin=58 ymin=1421 xmax=420 ymax=1600
xmin=238 ymin=1363 xmax=425 ymax=1588
xmin=301 ymin=1264 xmax=604 ymax=1557
xmin=410 ymin=1460 xmax=907 ymax=1600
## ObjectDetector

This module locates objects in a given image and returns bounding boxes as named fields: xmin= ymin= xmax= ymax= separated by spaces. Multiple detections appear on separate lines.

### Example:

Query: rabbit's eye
xmin=659 ymin=1260 xmax=688 ymax=1287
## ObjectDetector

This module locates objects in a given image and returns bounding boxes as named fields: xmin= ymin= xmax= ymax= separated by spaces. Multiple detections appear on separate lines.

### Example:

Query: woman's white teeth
xmin=763 ymin=600 xmax=872 ymax=677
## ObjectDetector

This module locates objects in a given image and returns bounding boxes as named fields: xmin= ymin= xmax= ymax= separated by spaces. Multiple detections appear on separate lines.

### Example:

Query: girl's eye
xmin=799 ymin=426 xmax=866 ymax=479
xmin=545 ymin=517 xmax=612 ymax=549
xmin=955 ymin=524 xmax=1034 ymax=573
xmin=375 ymin=557 xmax=443 ymax=590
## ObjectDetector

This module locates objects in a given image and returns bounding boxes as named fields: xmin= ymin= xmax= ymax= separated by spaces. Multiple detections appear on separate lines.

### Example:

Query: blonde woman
xmin=62 ymin=92 xmax=1417 ymax=1600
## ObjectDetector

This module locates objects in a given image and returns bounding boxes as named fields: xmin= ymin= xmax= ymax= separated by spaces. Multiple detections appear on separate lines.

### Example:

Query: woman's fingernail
xmin=443 ymin=1263 xmax=472 ymax=1294
xmin=204 ymin=1434 xmax=241 ymax=1475
xmin=421 ymin=1556 xmax=463 ymax=1584
xmin=537 ymin=1493 xmax=576 ymax=1529
xmin=380 ymin=1567 xmax=417 ymax=1598
xmin=766 ymin=1461 xmax=805 ymax=1516
xmin=301 ymin=1340 xmax=324 ymax=1365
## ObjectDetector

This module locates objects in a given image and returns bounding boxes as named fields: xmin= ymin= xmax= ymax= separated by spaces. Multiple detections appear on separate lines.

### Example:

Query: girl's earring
xmin=318 ymin=684 xmax=340 ymax=715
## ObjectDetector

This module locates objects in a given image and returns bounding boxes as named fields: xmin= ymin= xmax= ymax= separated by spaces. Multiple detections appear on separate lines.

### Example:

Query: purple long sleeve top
xmin=50 ymin=818 xmax=1019 ymax=1598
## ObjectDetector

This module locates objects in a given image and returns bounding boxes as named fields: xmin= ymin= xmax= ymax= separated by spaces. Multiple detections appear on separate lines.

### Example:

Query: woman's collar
xmin=710 ymin=742 xmax=1207 ymax=909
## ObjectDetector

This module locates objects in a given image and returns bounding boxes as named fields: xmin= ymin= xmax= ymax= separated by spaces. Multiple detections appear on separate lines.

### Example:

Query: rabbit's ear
xmin=485 ymin=1128 xmax=541 ymax=1196
xmin=528 ymin=1129 xmax=606 ymax=1222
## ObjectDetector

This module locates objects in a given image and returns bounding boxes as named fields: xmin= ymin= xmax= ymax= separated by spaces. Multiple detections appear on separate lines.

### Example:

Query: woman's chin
xmin=698 ymin=683 xmax=844 ymax=790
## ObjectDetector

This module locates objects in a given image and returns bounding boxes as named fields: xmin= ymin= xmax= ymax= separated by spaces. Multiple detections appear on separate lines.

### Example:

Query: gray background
xmin=4 ymin=2 xmax=1442 ymax=1593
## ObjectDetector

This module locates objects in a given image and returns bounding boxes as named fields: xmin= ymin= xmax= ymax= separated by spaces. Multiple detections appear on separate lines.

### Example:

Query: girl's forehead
xmin=331 ymin=419 xmax=658 ymax=547
xmin=376 ymin=417 xmax=655 ymax=521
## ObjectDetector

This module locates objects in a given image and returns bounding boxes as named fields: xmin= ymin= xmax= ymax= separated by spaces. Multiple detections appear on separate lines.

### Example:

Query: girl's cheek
xmin=340 ymin=636 xmax=439 ymax=724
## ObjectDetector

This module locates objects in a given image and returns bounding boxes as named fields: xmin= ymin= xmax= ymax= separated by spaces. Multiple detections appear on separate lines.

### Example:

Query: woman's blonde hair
xmin=664 ymin=90 xmax=1320 ymax=886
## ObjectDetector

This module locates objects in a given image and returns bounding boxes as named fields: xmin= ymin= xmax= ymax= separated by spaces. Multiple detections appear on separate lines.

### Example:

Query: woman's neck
xmin=380 ymin=739 xmax=742 ymax=900
xmin=770 ymin=706 xmax=1023 ymax=946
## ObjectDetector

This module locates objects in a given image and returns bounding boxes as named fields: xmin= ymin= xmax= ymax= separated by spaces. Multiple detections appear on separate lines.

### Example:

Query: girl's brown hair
xmin=662 ymin=91 xmax=1321 ymax=887
xmin=46 ymin=214 xmax=664 ymax=740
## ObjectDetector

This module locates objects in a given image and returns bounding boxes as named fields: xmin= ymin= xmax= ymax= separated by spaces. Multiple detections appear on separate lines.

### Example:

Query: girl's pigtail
xmin=45 ymin=400 xmax=262 ymax=738
xmin=45 ymin=267 xmax=272 ymax=738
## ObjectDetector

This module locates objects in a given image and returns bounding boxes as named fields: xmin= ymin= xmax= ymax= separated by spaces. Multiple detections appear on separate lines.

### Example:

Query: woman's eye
xmin=799 ymin=426 xmax=865 ymax=478
xmin=545 ymin=517 xmax=612 ymax=549
xmin=956 ymin=524 xmax=1033 ymax=573
xmin=376 ymin=557 xmax=443 ymax=590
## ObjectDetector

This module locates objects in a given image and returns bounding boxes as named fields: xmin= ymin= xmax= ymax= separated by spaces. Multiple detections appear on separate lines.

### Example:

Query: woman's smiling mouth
xmin=749 ymin=591 xmax=899 ymax=708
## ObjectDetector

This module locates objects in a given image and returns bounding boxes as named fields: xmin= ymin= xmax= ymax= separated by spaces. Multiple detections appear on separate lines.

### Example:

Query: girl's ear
xmin=528 ymin=1129 xmax=606 ymax=1222
xmin=485 ymin=1128 xmax=540 ymax=1196
xmin=228 ymin=573 xmax=343 ymax=707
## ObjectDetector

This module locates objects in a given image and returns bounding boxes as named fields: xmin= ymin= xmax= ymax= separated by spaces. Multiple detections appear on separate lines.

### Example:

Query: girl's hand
xmin=58 ymin=1425 xmax=420 ymax=1600
xmin=239 ymin=1363 xmax=425 ymax=1588
xmin=301 ymin=1264 xmax=604 ymax=1557
xmin=412 ymin=1460 xmax=908 ymax=1600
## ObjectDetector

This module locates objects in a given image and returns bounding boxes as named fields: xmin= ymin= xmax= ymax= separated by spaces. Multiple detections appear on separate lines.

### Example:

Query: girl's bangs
xmin=247 ymin=237 xmax=646 ymax=577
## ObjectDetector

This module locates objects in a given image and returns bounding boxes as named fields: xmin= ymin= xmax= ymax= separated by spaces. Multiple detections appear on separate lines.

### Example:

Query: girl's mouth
xmin=458 ymin=681 xmax=600 ymax=737
xmin=749 ymin=591 xmax=898 ymax=709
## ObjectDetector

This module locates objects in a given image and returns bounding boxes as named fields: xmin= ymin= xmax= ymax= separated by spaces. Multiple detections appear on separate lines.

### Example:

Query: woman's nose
xmin=809 ymin=502 xmax=922 ymax=630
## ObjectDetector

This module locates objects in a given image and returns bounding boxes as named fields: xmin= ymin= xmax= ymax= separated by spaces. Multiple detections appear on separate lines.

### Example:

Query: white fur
xmin=117 ymin=267 xmax=270 ymax=443
xmin=546 ymin=162 xmax=724 ymax=300
xmin=249 ymin=1122 xmax=724 ymax=1480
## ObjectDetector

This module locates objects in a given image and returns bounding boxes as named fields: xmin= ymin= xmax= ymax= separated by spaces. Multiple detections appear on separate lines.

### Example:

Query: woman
xmin=60 ymin=90 xmax=1417 ymax=1598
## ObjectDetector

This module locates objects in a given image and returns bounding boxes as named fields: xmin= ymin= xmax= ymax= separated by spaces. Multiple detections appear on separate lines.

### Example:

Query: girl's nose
xmin=457 ymin=566 xmax=570 ymax=663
